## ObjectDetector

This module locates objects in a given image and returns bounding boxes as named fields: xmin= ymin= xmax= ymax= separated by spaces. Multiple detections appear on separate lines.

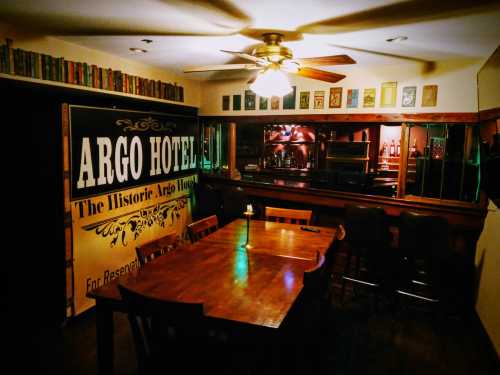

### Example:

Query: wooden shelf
xmin=328 ymin=156 xmax=369 ymax=161
xmin=0 ymin=73 xmax=190 ymax=106
xmin=378 ymin=162 xmax=400 ymax=166
xmin=265 ymin=141 xmax=314 ymax=145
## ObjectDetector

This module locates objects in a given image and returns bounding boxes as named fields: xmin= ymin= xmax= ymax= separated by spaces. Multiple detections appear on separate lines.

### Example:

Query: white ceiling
xmin=1 ymin=0 xmax=499 ymax=80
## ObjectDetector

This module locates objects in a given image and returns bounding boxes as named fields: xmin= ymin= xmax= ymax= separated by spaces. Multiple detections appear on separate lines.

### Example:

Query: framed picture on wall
xmin=283 ymin=86 xmax=297 ymax=109
xmin=380 ymin=81 xmax=397 ymax=107
xmin=259 ymin=96 xmax=268 ymax=110
xmin=314 ymin=91 xmax=325 ymax=109
xmin=363 ymin=88 xmax=376 ymax=107
xmin=329 ymin=87 xmax=342 ymax=108
xmin=244 ymin=90 xmax=256 ymax=110
xmin=233 ymin=94 xmax=241 ymax=110
xmin=422 ymin=85 xmax=438 ymax=106
xmin=347 ymin=89 xmax=359 ymax=108
xmin=300 ymin=91 xmax=310 ymax=109
xmin=402 ymin=86 xmax=417 ymax=107
xmin=222 ymin=95 xmax=230 ymax=111
xmin=271 ymin=96 xmax=280 ymax=110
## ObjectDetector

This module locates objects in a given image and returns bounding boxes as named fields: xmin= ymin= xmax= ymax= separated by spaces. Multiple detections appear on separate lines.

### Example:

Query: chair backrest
xmin=187 ymin=214 xmax=219 ymax=243
xmin=220 ymin=186 xmax=248 ymax=224
xmin=136 ymin=233 xmax=179 ymax=267
xmin=265 ymin=206 xmax=312 ymax=225
xmin=303 ymin=251 xmax=328 ymax=296
xmin=193 ymin=183 xmax=221 ymax=220
xmin=118 ymin=284 xmax=204 ymax=375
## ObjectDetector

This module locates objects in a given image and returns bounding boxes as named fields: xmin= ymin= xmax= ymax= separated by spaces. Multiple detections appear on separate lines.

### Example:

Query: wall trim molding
xmin=479 ymin=107 xmax=500 ymax=121
xmin=201 ymin=112 xmax=478 ymax=124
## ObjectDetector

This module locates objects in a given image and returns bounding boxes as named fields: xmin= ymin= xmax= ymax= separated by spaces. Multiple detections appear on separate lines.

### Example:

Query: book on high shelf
xmin=91 ymin=65 xmax=98 ymax=88
xmin=8 ymin=45 xmax=14 ymax=74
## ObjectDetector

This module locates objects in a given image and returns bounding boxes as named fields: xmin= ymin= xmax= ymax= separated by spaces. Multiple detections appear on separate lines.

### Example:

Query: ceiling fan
xmin=184 ymin=31 xmax=356 ymax=96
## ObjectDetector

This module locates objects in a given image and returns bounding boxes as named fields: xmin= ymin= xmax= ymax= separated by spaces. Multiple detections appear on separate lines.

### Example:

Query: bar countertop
xmin=201 ymin=172 xmax=487 ymax=229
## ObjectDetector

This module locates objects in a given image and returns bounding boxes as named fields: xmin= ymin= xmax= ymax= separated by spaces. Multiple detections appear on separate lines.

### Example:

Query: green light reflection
xmin=234 ymin=231 xmax=249 ymax=287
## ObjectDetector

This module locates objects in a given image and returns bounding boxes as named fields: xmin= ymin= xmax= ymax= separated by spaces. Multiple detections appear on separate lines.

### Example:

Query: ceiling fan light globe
xmin=249 ymin=69 xmax=292 ymax=98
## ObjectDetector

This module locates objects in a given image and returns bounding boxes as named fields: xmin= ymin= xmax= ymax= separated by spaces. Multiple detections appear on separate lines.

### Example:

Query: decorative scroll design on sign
xmin=116 ymin=117 xmax=177 ymax=132
xmin=83 ymin=197 xmax=188 ymax=247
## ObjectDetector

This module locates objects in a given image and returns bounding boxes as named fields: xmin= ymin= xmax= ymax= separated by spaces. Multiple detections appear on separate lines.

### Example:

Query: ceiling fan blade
xmin=298 ymin=0 xmax=500 ymax=34
xmin=293 ymin=67 xmax=346 ymax=83
xmin=0 ymin=0 xmax=251 ymax=36
xmin=220 ymin=50 xmax=270 ymax=65
xmin=330 ymin=44 xmax=436 ymax=72
xmin=174 ymin=0 xmax=251 ymax=24
xmin=184 ymin=63 xmax=260 ymax=73
xmin=294 ymin=55 xmax=356 ymax=67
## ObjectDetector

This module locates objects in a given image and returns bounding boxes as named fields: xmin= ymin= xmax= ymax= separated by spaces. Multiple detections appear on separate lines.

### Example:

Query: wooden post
xmin=397 ymin=123 xmax=410 ymax=198
xmin=228 ymin=122 xmax=240 ymax=179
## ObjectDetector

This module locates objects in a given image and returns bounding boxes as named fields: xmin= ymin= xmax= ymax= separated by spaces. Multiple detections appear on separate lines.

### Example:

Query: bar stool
xmin=395 ymin=211 xmax=449 ymax=314
xmin=340 ymin=204 xmax=392 ymax=309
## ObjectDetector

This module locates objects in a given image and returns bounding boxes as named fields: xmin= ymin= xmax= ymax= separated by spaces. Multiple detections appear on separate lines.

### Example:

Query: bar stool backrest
xmin=399 ymin=211 xmax=449 ymax=287
xmin=345 ymin=204 xmax=390 ymax=252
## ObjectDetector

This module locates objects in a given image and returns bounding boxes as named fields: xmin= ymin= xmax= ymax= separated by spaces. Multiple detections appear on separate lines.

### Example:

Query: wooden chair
xmin=135 ymin=233 xmax=179 ymax=267
xmin=118 ymin=284 xmax=205 ymax=375
xmin=299 ymin=251 xmax=329 ymax=374
xmin=264 ymin=206 xmax=313 ymax=225
xmin=187 ymin=214 xmax=219 ymax=243
xmin=303 ymin=251 xmax=329 ymax=303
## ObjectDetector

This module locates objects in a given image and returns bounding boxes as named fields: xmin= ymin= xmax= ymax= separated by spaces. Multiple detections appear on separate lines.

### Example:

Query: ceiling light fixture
xmin=250 ymin=67 xmax=292 ymax=98
xmin=386 ymin=36 xmax=408 ymax=43
xmin=129 ymin=47 xmax=148 ymax=53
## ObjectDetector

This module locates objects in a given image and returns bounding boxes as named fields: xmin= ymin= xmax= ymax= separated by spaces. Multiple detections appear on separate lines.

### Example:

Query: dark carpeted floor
xmin=58 ymin=283 xmax=498 ymax=375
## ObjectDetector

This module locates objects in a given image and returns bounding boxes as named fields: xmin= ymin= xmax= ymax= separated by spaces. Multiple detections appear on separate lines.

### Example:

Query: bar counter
xmin=201 ymin=172 xmax=487 ymax=230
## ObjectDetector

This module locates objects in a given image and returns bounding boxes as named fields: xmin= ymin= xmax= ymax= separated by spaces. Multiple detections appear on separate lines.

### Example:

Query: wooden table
xmin=87 ymin=219 xmax=337 ymax=375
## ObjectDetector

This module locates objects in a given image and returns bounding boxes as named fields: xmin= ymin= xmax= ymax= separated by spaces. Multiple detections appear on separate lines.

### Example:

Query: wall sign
xmin=62 ymin=104 xmax=199 ymax=316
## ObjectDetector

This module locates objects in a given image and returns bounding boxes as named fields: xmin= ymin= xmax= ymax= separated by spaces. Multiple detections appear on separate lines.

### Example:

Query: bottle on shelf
xmin=308 ymin=150 xmax=315 ymax=169
xmin=396 ymin=140 xmax=401 ymax=157
xmin=410 ymin=139 xmax=417 ymax=157
xmin=390 ymin=139 xmax=396 ymax=157
xmin=330 ymin=130 xmax=336 ymax=141
xmin=381 ymin=142 xmax=388 ymax=157
xmin=284 ymin=151 xmax=291 ymax=168
xmin=290 ymin=152 xmax=297 ymax=169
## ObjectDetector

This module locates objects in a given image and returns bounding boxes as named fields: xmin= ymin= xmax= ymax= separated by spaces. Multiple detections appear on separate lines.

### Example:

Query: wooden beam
xmin=397 ymin=123 xmax=410 ymax=198
xmin=479 ymin=107 xmax=500 ymax=121
xmin=203 ymin=112 xmax=478 ymax=124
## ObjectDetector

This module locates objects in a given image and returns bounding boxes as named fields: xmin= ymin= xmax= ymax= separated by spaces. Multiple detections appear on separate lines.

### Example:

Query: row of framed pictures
xmin=222 ymin=83 xmax=438 ymax=111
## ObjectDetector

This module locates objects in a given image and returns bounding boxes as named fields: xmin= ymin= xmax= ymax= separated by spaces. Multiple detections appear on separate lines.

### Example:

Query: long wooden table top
xmin=87 ymin=219 xmax=336 ymax=329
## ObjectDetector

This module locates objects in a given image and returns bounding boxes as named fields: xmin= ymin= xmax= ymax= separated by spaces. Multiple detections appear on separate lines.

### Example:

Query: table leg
xmin=96 ymin=302 xmax=114 ymax=375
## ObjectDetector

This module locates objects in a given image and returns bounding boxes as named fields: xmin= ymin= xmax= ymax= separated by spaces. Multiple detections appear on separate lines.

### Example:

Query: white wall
xmin=0 ymin=25 xmax=202 ymax=108
xmin=475 ymin=200 xmax=500 ymax=357
xmin=478 ymin=47 xmax=500 ymax=111
xmin=200 ymin=59 xmax=482 ymax=116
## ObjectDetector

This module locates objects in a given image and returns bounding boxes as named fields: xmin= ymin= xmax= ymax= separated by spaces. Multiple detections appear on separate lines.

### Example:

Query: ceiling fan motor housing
xmin=254 ymin=33 xmax=293 ymax=62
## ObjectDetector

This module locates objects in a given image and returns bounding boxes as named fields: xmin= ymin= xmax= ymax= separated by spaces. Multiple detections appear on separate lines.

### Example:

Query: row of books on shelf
xmin=0 ymin=42 xmax=184 ymax=102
